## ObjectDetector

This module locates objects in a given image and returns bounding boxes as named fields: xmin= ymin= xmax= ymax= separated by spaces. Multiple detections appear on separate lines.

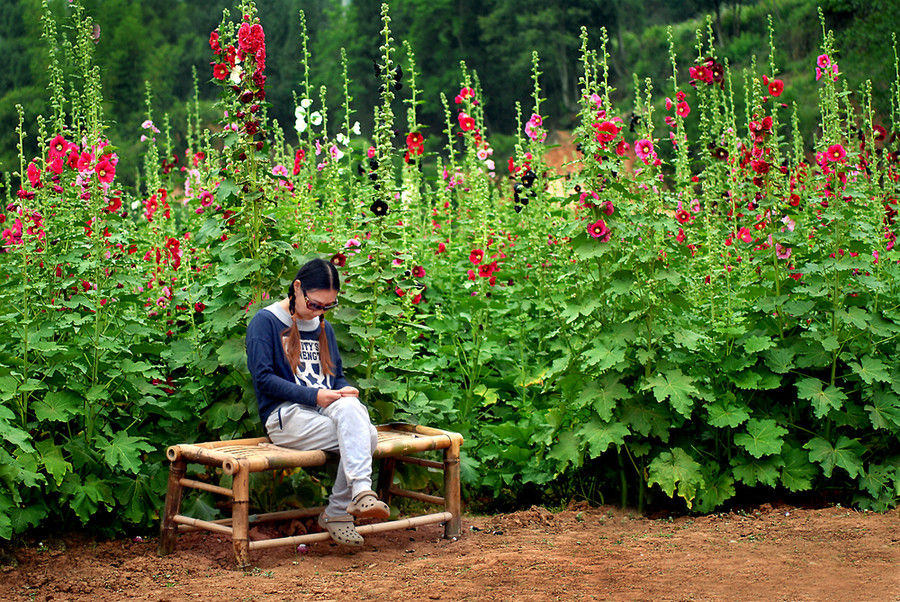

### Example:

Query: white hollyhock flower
xmin=351 ymin=121 xmax=361 ymax=135
xmin=335 ymin=132 xmax=347 ymax=145
xmin=295 ymin=117 xmax=307 ymax=133
xmin=229 ymin=66 xmax=243 ymax=85
xmin=294 ymin=106 xmax=306 ymax=119
xmin=309 ymin=112 xmax=323 ymax=126
xmin=300 ymin=98 xmax=313 ymax=109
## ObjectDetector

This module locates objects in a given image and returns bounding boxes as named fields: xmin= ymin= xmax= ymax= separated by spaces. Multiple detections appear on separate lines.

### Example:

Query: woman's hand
xmin=316 ymin=389 xmax=344 ymax=408
xmin=337 ymin=386 xmax=360 ymax=398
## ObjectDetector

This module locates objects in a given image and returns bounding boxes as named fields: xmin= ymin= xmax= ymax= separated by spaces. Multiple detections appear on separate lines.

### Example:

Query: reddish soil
xmin=1 ymin=502 xmax=897 ymax=601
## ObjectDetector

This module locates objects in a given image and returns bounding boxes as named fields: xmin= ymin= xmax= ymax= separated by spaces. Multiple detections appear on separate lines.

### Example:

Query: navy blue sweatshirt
xmin=245 ymin=301 xmax=350 ymax=426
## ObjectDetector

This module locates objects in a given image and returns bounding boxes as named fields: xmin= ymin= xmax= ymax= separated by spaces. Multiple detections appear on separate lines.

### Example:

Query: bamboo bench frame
xmin=158 ymin=422 xmax=463 ymax=567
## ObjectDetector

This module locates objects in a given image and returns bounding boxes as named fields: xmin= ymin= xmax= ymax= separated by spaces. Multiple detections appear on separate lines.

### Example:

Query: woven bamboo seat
xmin=158 ymin=423 xmax=463 ymax=567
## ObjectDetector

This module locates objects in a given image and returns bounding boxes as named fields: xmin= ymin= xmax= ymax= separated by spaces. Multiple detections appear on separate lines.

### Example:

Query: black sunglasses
xmin=303 ymin=290 xmax=339 ymax=311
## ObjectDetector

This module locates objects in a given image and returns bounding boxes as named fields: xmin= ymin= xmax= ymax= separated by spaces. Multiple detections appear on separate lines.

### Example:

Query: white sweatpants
xmin=265 ymin=397 xmax=379 ymax=518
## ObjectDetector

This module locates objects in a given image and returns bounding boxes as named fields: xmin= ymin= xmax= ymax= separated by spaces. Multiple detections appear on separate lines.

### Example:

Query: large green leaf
xmin=796 ymin=378 xmax=847 ymax=418
xmin=705 ymin=397 xmax=751 ymax=428
xmin=581 ymin=375 xmax=628 ymax=421
xmin=849 ymin=355 xmax=891 ymax=385
xmin=34 ymin=439 xmax=72 ymax=487
xmin=864 ymin=387 xmax=900 ymax=430
xmin=546 ymin=430 xmax=582 ymax=471
xmin=763 ymin=347 xmax=796 ymax=374
xmin=98 ymin=433 xmax=155 ymax=474
xmin=647 ymin=448 xmax=705 ymax=509
xmin=733 ymin=418 xmax=787 ymax=458
xmin=780 ymin=446 xmax=817 ymax=491
xmin=577 ymin=420 xmax=629 ymax=457
xmin=803 ymin=436 xmax=866 ymax=478
xmin=694 ymin=465 xmax=736 ymax=512
xmin=731 ymin=454 xmax=782 ymax=487
xmin=32 ymin=390 xmax=82 ymax=423
xmin=642 ymin=368 xmax=698 ymax=417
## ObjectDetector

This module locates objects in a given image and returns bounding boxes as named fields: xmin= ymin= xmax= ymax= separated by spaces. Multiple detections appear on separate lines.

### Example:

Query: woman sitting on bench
xmin=245 ymin=257 xmax=390 ymax=546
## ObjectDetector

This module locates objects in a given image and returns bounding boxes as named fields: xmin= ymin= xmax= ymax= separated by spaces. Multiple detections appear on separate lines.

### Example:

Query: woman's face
xmin=293 ymin=280 xmax=338 ymax=320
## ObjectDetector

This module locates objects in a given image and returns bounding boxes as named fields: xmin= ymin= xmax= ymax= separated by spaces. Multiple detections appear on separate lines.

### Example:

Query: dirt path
xmin=1 ymin=502 xmax=897 ymax=601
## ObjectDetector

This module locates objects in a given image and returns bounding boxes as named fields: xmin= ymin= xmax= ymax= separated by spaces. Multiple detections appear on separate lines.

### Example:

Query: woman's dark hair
xmin=283 ymin=258 xmax=341 ymax=377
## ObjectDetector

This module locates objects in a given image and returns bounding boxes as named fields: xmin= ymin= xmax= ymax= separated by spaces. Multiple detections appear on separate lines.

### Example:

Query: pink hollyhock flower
xmin=477 ymin=148 xmax=489 ymax=161
xmin=634 ymin=139 xmax=654 ymax=163
xmin=602 ymin=200 xmax=614 ymax=216
xmin=665 ymin=97 xmax=673 ymax=111
xmin=676 ymin=101 xmax=690 ymax=117
xmin=782 ymin=215 xmax=796 ymax=231
xmin=367 ymin=146 xmax=377 ymax=159
xmin=392 ymin=258 xmax=403 ymax=267
xmin=412 ymin=265 xmax=425 ymax=278
xmin=737 ymin=227 xmax=754 ymax=243
xmin=775 ymin=243 xmax=792 ymax=259
xmin=826 ymin=144 xmax=846 ymax=162
xmin=467 ymin=269 xmax=476 ymax=281
xmin=816 ymin=54 xmax=831 ymax=68
xmin=345 ymin=237 xmax=361 ymax=248
xmin=47 ymin=135 xmax=69 ymax=162
xmin=589 ymin=93 xmax=602 ymax=108
xmin=272 ymin=165 xmax=289 ymax=177
xmin=528 ymin=114 xmax=543 ymax=127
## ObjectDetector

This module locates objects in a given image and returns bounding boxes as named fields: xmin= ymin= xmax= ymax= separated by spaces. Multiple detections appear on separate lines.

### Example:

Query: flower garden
xmin=0 ymin=0 xmax=898 ymax=544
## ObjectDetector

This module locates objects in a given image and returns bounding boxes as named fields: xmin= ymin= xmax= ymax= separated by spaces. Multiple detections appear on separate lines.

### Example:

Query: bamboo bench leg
xmin=232 ymin=465 xmax=251 ymax=568
xmin=376 ymin=457 xmax=396 ymax=505
xmin=158 ymin=459 xmax=186 ymax=555
xmin=443 ymin=441 xmax=461 ymax=539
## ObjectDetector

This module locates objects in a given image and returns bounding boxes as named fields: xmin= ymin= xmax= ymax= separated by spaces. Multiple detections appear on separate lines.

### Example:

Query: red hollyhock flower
xmin=411 ymin=293 xmax=422 ymax=305
xmin=458 ymin=113 xmax=475 ymax=131
xmin=675 ymin=209 xmax=691 ymax=224
xmin=826 ymin=144 xmax=846 ymax=162
xmin=406 ymin=132 xmax=423 ymax=147
xmin=767 ymin=79 xmax=784 ymax=97
xmin=469 ymin=249 xmax=484 ymax=264
xmin=615 ymin=139 xmax=630 ymax=157
xmin=209 ymin=30 xmax=221 ymax=53
xmin=412 ymin=265 xmax=425 ymax=278
xmin=95 ymin=157 xmax=115 ymax=183
xmin=437 ymin=242 xmax=446 ymax=253
xmin=213 ymin=63 xmax=229 ymax=80
xmin=26 ymin=162 xmax=41 ymax=188
xmin=478 ymin=263 xmax=492 ymax=277
xmin=195 ymin=302 xmax=206 ymax=313
xmin=330 ymin=253 xmax=347 ymax=267
xmin=76 ymin=152 xmax=94 ymax=172
xmin=48 ymin=135 xmax=68 ymax=162
xmin=587 ymin=218 xmax=610 ymax=241
xmin=593 ymin=121 xmax=620 ymax=144
xmin=676 ymin=101 xmax=691 ymax=117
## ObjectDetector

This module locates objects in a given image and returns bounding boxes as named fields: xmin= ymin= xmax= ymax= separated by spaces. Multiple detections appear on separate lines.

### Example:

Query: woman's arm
xmin=246 ymin=335 xmax=319 ymax=408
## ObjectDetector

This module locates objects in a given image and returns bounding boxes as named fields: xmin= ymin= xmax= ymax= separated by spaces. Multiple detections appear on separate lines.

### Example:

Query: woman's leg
xmin=266 ymin=399 xmax=378 ymax=517
xmin=320 ymin=396 xmax=379 ymax=514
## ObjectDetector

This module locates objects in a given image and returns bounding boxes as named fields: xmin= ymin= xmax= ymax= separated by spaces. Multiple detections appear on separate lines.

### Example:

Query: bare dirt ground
xmin=1 ymin=502 xmax=898 ymax=601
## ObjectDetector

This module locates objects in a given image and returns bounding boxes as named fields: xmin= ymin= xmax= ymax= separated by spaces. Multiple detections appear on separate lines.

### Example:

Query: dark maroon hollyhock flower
xmin=330 ymin=253 xmax=347 ymax=267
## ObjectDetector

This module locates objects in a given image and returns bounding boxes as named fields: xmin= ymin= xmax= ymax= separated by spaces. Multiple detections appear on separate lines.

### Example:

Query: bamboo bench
xmin=158 ymin=422 xmax=463 ymax=567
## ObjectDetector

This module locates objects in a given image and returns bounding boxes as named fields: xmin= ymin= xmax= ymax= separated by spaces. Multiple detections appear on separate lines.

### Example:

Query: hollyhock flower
xmin=634 ymin=139 xmax=654 ymax=163
xmin=229 ymin=65 xmax=243 ymax=85
xmin=528 ymin=114 xmax=543 ymax=128
xmin=615 ymin=140 xmax=630 ymax=156
xmin=826 ymin=144 xmax=846 ymax=162
xmin=367 ymin=146 xmax=377 ymax=158
xmin=712 ymin=147 xmax=728 ymax=161
xmin=467 ymin=269 xmax=476 ymax=281
xmin=26 ymin=162 xmax=41 ymax=188
xmin=768 ymin=79 xmax=784 ymax=97
xmin=213 ymin=63 xmax=229 ymax=80
xmin=95 ymin=157 xmax=115 ymax=183
xmin=477 ymin=148 xmax=489 ymax=161
xmin=345 ymin=237 xmax=361 ymax=249
xmin=589 ymin=93 xmax=602 ymax=108
xmin=602 ymin=200 xmax=615 ymax=216
xmin=469 ymin=249 xmax=484 ymax=265
xmin=272 ymin=165 xmax=289 ymax=177
xmin=775 ymin=243 xmax=792 ymax=259
xmin=406 ymin=132 xmax=423 ymax=147
xmin=370 ymin=200 xmax=388 ymax=217
xmin=665 ymin=97 xmax=673 ymax=111
xmin=412 ymin=265 xmax=425 ymax=278
xmin=330 ymin=253 xmax=347 ymax=267
xmin=737 ymin=227 xmax=754 ymax=243
xmin=309 ymin=112 xmax=322 ymax=127
xmin=817 ymin=54 xmax=831 ymax=68
xmin=675 ymin=208 xmax=691 ymax=224
xmin=209 ymin=31 xmax=221 ymax=53
xmin=458 ymin=112 xmax=475 ymax=131
xmin=782 ymin=215 xmax=796 ymax=231
xmin=587 ymin=218 xmax=610 ymax=241
xmin=76 ymin=151 xmax=94 ymax=172
xmin=329 ymin=145 xmax=344 ymax=161
xmin=676 ymin=101 xmax=690 ymax=117
xmin=47 ymin=135 xmax=68 ymax=162
xmin=411 ymin=293 xmax=423 ymax=305
xmin=676 ymin=228 xmax=686 ymax=243
xmin=437 ymin=242 xmax=446 ymax=253
xmin=593 ymin=121 xmax=620 ymax=144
